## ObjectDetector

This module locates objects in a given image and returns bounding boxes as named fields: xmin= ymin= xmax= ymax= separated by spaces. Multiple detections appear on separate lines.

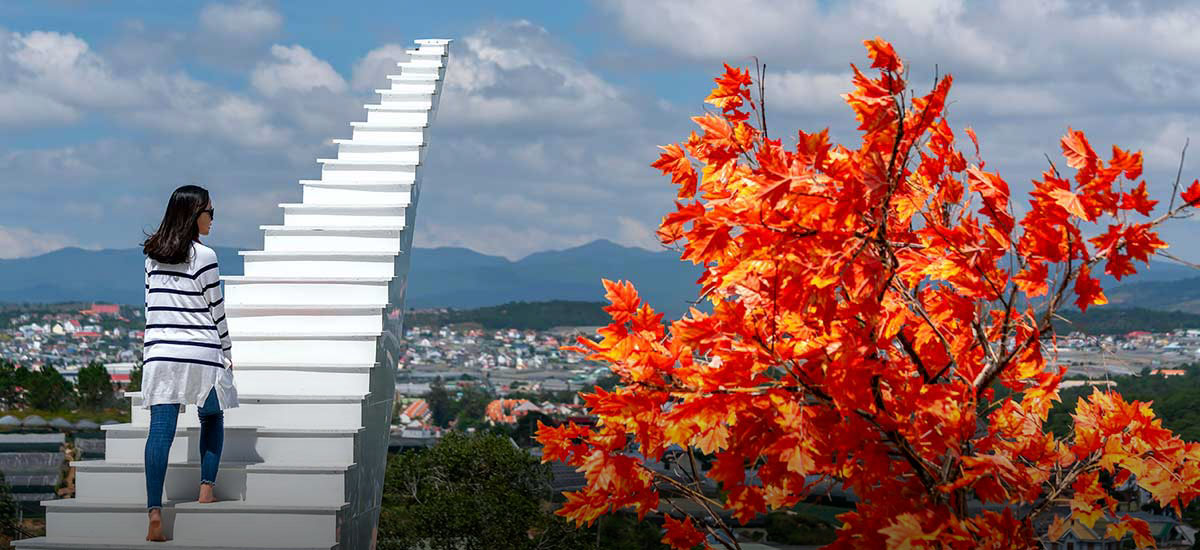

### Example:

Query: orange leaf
xmin=661 ymin=515 xmax=706 ymax=550
xmin=1048 ymin=188 xmax=1090 ymax=220
xmin=1183 ymin=179 xmax=1200 ymax=206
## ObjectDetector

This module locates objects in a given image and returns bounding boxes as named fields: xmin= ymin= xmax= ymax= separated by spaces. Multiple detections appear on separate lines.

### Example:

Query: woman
xmin=140 ymin=184 xmax=239 ymax=542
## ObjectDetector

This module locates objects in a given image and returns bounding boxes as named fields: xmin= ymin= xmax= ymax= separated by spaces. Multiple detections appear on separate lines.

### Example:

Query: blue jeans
xmin=144 ymin=387 xmax=223 ymax=510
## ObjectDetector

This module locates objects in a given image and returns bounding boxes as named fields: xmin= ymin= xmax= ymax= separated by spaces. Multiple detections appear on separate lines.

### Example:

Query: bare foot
xmin=198 ymin=483 xmax=216 ymax=503
xmin=146 ymin=508 xmax=166 ymax=541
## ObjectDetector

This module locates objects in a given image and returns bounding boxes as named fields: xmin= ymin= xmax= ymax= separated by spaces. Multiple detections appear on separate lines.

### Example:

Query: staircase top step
xmin=221 ymin=276 xmax=392 ymax=283
xmin=278 ymin=203 xmax=409 ymax=209
xmin=126 ymin=392 xmax=371 ymax=404
xmin=415 ymin=38 xmax=453 ymax=45
xmin=299 ymin=179 xmax=414 ymax=187
xmin=13 ymin=536 xmax=338 ymax=550
xmin=239 ymin=250 xmax=398 ymax=257
xmin=316 ymin=158 xmax=418 ymax=166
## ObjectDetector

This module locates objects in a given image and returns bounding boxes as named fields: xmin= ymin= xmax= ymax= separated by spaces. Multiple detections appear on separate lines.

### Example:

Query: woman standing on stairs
xmin=140 ymin=184 xmax=240 ymax=542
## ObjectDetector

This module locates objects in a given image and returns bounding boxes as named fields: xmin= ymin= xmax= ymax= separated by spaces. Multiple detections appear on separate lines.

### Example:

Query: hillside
xmin=0 ymin=240 xmax=706 ymax=320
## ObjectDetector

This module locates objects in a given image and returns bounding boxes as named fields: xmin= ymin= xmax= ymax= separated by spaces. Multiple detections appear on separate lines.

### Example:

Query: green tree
xmin=453 ymin=386 xmax=491 ymax=430
xmin=0 ymin=361 xmax=23 ymax=409
xmin=76 ymin=362 xmax=114 ymax=410
xmin=426 ymin=377 xmax=452 ymax=428
xmin=0 ymin=470 xmax=18 ymax=541
xmin=24 ymin=365 xmax=74 ymax=411
xmin=127 ymin=362 xmax=143 ymax=393
xmin=378 ymin=431 xmax=590 ymax=550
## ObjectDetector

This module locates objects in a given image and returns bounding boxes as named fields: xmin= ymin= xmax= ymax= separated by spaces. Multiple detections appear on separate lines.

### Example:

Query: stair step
xmin=349 ymin=122 xmax=428 ymax=146
xmin=387 ymin=72 xmax=439 ymax=82
xmin=364 ymin=102 xmax=430 ymax=113
xmin=228 ymin=332 xmax=379 ymax=365
xmin=319 ymin=155 xmax=418 ymax=184
xmin=99 ymin=423 xmax=361 ymax=467
xmin=101 ymin=424 xmax=259 ymax=465
xmin=38 ymin=499 xmax=346 ymax=546
xmin=299 ymin=181 xmax=413 ymax=205
xmin=364 ymin=108 xmax=430 ymax=126
xmin=172 ymin=500 xmax=347 ymax=546
xmin=129 ymin=392 xmax=373 ymax=430
xmin=225 ymin=304 xmax=385 ymax=334
xmin=223 ymin=276 xmax=390 ymax=307
xmin=280 ymin=206 xmax=407 ymax=228
xmin=240 ymin=250 xmax=399 ymax=278
xmin=14 ymin=535 xmax=338 ymax=549
xmin=332 ymin=141 xmax=423 ymax=163
xmin=73 ymin=460 xmax=257 ymax=504
xmin=258 ymin=226 xmax=405 ymax=255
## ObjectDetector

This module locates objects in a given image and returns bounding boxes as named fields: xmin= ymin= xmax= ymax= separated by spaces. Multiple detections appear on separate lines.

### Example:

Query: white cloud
xmin=198 ymin=1 xmax=282 ymax=38
xmin=0 ymin=89 xmax=78 ymax=126
xmin=438 ymin=20 xmax=637 ymax=130
xmin=251 ymin=44 xmax=348 ymax=97
xmin=0 ymin=225 xmax=81 ymax=259
xmin=351 ymin=44 xmax=408 ymax=91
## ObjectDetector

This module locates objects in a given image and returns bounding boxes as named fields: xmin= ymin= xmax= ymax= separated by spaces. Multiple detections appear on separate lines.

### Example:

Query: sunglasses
xmin=199 ymin=207 xmax=215 ymax=220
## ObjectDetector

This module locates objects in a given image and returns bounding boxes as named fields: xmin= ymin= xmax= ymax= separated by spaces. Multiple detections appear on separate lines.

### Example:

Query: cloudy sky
xmin=2 ymin=0 xmax=1199 ymax=264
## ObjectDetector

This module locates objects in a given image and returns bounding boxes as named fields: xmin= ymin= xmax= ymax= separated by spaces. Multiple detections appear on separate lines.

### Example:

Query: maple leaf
xmin=661 ymin=515 xmax=706 ymax=550
xmin=1183 ymin=179 xmax=1200 ymax=206
xmin=1119 ymin=181 xmax=1157 ymax=216
xmin=653 ymin=143 xmax=699 ymax=199
xmin=1048 ymin=187 xmax=1091 ymax=220
xmin=879 ymin=513 xmax=940 ymax=549
xmin=706 ymin=63 xmax=753 ymax=112
xmin=1061 ymin=127 xmax=1098 ymax=173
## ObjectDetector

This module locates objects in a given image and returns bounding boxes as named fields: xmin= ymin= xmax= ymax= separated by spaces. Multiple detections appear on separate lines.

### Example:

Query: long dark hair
xmin=142 ymin=185 xmax=210 ymax=264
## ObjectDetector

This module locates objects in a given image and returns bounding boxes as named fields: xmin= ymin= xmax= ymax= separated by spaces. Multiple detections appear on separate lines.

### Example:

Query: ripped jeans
xmin=144 ymin=387 xmax=223 ymax=510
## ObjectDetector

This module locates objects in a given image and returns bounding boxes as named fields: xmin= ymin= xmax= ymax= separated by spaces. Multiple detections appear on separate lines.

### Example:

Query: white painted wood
xmin=100 ymin=424 xmax=260 ymax=464
xmin=281 ymin=203 xmax=407 ymax=227
xmin=230 ymin=333 xmax=379 ymax=365
xmin=224 ymin=305 xmax=384 ymax=334
xmin=253 ymin=428 xmax=359 ymax=466
xmin=364 ymin=109 xmax=430 ymax=126
xmin=240 ymin=251 xmax=397 ymax=278
xmin=349 ymin=122 xmax=428 ymax=145
xmin=233 ymin=365 xmax=371 ymax=395
xmin=42 ymin=500 xmax=183 ymax=541
xmin=383 ymin=81 xmax=437 ymax=94
xmin=263 ymin=226 xmax=403 ymax=253
xmin=129 ymin=393 xmax=372 ymax=430
xmin=388 ymin=72 xmax=439 ymax=82
xmin=222 ymin=276 xmax=391 ymax=306
xmin=319 ymin=156 xmax=418 ymax=183
xmin=334 ymin=142 xmax=422 ymax=163
xmin=73 ymin=460 xmax=252 ymax=504
xmin=299 ymin=181 xmax=413 ymax=205
xmin=243 ymin=464 xmax=354 ymax=506
xmin=14 ymin=536 xmax=337 ymax=549
xmin=171 ymin=501 xmax=346 ymax=546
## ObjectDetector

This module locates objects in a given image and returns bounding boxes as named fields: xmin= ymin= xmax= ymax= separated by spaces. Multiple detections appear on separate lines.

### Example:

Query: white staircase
xmin=16 ymin=38 xmax=452 ymax=550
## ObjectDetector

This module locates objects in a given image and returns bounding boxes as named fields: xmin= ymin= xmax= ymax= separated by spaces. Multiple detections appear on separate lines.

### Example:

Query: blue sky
xmin=2 ymin=0 xmax=1199 ymax=267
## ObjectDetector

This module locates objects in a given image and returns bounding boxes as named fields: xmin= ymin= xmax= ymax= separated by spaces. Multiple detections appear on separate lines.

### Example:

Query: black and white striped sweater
xmin=140 ymin=241 xmax=238 ymax=409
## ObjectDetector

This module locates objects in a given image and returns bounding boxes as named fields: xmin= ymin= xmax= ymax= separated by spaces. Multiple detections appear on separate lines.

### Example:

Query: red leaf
xmin=660 ymin=515 xmax=706 ymax=550
xmin=1183 ymin=179 xmax=1200 ymax=206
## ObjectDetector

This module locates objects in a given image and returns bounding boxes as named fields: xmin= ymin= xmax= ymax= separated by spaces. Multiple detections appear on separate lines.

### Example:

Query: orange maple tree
xmin=537 ymin=38 xmax=1200 ymax=549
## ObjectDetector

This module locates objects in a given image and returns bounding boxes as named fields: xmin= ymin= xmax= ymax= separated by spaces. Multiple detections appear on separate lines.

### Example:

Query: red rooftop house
xmin=80 ymin=303 xmax=120 ymax=316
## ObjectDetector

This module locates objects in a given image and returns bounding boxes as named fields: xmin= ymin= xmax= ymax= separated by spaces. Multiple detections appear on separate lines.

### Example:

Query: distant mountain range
xmin=0 ymin=240 xmax=707 ymax=319
xmin=2 ymin=241 xmax=1198 ymax=318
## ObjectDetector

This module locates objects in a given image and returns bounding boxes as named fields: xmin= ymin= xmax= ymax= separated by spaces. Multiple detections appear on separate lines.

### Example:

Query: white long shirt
xmin=141 ymin=241 xmax=239 ymax=410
